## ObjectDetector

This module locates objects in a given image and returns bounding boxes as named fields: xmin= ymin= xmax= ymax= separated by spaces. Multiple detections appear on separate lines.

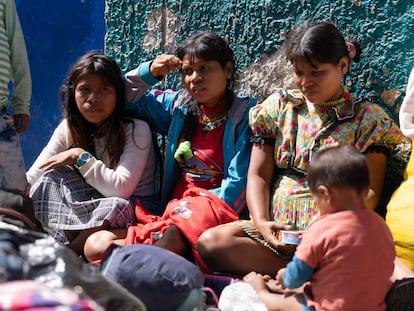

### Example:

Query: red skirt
xmin=124 ymin=187 xmax=238 ymax=271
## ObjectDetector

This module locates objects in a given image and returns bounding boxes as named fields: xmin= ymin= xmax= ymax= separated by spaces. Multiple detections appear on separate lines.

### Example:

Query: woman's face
xmin=181 ymin=54 xmax=233 ymax=108
xmin=75 ymin=73 xmax=117 ymax=126
xmin=292 ymin=57 xmax=349 ymax=104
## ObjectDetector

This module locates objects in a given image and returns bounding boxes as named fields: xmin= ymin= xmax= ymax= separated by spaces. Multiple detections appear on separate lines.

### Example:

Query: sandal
xmin=386 ymin=277 xmax=414 ymax=311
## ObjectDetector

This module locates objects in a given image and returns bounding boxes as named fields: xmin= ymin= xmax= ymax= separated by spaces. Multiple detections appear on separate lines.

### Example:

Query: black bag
xmin=0 ymin=188 xmax=47 ymax=282
xmin=21 ymin=238 xmax=146 ymax=311
xmin=0 ymin=188 xmax=43 ymax=231
xmin=386 ymin=277 xmax=414 ymax=311
xmin=0 ymin=229 xmax=25 ymax=281
xmin=0 ymin=220 xmax=46 ymax=282
xmin=0 ymin=187 xmax=146 ymax=310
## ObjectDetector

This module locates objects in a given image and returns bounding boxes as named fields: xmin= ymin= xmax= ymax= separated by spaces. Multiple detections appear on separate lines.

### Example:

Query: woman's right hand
xmin=150 ymin=54 xmax=182 ymax=78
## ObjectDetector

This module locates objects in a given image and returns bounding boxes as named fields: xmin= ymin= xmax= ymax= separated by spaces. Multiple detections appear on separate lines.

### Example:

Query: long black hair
xmin=286 ymin=21 xmax=362 ymax=68
xmin=61 ymin=52 xmax=126 ymax=168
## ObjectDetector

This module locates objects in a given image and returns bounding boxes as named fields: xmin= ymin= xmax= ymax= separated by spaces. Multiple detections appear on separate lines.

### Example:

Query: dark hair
xmin=307 ymin=145 xmax=369 ymax=194
xmin=61 ymin=52 xmax=126 ymax=168
xmin=176 ymin=31 xmax=236 ymax=85
xmin=286 ymin=21 xmax=362 ymax=67
xmin=176 ymin=32 xmax=236 ymax=143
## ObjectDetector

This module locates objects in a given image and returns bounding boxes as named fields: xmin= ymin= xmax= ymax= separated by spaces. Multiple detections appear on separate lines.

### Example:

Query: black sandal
xmin=386 ymin=277 xmax=414 ymax=311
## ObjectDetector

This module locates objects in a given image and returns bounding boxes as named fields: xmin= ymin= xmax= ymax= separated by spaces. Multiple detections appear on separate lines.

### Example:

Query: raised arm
xmin=125 ymin=54 xmax=181 ymax=104
xmin=124 ymin=56 xmax=182 ymax=135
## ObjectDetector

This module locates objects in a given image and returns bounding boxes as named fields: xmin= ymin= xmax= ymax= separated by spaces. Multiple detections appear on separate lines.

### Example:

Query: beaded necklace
xmin=319 ymin=85 xmax=351 ymax=107
xmin=200 ymin=102 xmax=229 ymax=134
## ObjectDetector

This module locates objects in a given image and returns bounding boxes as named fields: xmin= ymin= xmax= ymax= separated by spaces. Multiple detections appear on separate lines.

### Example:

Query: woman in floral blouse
xmin=197 ymin=21 xmax=402 ymax=276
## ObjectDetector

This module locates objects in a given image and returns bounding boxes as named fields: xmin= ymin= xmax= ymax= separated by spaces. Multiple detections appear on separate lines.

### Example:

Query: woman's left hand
xmin=38 ymin=147 xmax=84 ymax=171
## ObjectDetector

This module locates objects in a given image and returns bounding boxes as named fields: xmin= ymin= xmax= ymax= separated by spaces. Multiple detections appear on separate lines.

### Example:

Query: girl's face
xmin=181 ymin=54 xmax=233 ymax=108
xmin=292 ymin=57 xmax=349 ymax=104
xmin=75 ymin=73 xmax=117 ymax=126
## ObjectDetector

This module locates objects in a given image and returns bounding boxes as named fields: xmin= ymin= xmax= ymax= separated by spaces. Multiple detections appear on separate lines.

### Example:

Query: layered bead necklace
xmin=319 ymin=85 xmax=351 ymax=107
xmin=200 ymin=101 xmax=229 ymax=135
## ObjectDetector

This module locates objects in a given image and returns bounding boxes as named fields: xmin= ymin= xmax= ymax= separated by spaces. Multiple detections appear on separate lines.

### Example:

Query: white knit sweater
xmin=26 ymin=119 xmax=156 ymax=199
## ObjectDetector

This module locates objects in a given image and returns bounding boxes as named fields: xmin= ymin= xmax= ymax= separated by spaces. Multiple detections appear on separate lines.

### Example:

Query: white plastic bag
xmin=218 ymin=281 xmax=268 ymax=311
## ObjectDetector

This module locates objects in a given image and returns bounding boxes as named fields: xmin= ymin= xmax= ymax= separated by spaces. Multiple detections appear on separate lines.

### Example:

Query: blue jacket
xmin=125 ymin=61 xmax=256 ymax=215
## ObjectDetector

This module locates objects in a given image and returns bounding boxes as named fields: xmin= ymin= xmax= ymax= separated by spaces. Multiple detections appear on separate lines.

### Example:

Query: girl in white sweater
xmin=26 ymin=52 xmax=157 ymax=255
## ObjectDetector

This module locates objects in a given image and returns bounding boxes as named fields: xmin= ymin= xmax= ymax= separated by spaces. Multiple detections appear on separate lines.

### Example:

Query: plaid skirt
xmin=29 ymin=165 xmax=135 ymax=244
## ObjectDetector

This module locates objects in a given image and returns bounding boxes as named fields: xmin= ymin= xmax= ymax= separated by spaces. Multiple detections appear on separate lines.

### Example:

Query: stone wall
xmin=105 ymin=0 xmax=414 ymax=122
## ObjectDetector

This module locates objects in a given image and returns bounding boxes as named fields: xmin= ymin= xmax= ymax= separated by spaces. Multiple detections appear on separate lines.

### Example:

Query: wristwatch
xmin=75 ymin=151 xmax=93 ymax=169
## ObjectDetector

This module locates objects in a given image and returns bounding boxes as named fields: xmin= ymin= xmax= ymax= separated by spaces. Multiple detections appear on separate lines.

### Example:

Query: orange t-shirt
xmin=295 ymin=210 xmax=395 ymax=311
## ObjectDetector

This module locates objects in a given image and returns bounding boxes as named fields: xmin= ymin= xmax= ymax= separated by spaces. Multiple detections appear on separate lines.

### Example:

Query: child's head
xmin=176 ymin=32 xmax=237 ymax=152
xmin=176 ymin=32 xmax=236 ymax=108
xmin=307 ymin=145 xmax=370 ymax=210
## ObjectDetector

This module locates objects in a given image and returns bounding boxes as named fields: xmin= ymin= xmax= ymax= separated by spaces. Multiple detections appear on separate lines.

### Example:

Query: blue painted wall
xmin=16 ymin=0 xmax=105 ymax=169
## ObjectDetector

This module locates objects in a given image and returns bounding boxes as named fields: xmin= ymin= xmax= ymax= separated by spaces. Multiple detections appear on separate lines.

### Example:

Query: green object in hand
xmin=174 ymin=141 xmax=193 ymax=162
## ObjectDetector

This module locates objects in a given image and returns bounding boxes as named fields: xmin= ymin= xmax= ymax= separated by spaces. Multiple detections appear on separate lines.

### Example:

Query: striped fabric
xmin=0 ymin=0 xmax=11 ymax=105
xmin=0 ymin=0 xmax=31 ymax=114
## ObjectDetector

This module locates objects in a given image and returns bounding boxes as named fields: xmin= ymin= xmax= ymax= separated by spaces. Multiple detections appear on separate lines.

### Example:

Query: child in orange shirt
xmin=241 ymin=145 xmax=395 ymax=311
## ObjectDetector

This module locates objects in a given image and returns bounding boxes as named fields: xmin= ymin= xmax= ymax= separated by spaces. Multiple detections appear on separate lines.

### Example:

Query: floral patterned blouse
xmin=249 ymin=89 xmax=402 ymax=230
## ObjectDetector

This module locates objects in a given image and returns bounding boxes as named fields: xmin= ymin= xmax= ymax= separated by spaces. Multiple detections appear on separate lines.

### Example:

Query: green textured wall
xmin=105 ymin=0 xmax=413 ymax=123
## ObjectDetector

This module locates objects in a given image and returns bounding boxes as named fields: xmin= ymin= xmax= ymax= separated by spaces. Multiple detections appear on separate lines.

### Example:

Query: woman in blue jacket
xmin=84 ymin=32 xmax=256 ymax=269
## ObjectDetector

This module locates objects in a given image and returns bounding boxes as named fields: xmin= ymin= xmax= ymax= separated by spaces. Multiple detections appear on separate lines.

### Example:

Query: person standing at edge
xmin=386 ymin=67 xmax=414 ymax=275
xmin=0 ymin=0 xmax=31 ymax=193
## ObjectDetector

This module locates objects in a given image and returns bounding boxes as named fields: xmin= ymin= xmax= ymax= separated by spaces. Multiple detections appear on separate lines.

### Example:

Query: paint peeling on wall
xmin=142 ymin=6 xmax=180 ymax=54
xmin=235 ymin=45 xmax=295 ymax=102
xmin=105 ymin=0 xmax=414 ymax=122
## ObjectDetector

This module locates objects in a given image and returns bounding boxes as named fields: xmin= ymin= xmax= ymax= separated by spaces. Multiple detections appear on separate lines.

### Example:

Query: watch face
xmin=76 ymin=151 xmax=93 ymax=168
xmin=80 ymin=152 xmax=92 ymax=161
